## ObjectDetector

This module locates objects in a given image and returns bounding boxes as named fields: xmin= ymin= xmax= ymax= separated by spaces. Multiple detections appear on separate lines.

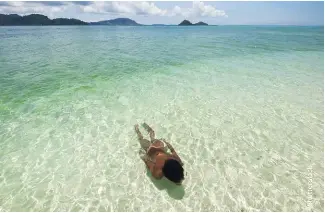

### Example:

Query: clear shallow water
xmin=0 ymin=26 xmax=323 ymax=211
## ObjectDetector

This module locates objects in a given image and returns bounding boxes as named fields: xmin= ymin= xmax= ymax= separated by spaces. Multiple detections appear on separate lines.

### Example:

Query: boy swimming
xmin=134 ymin=123 xmax=184 ymax=185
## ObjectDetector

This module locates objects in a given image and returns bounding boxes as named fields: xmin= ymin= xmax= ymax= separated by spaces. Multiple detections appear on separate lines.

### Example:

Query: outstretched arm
xmin=142 ymin=123 xmax=155 ymax=141
xmin=163 ymin=140 xmax=184 ymax=166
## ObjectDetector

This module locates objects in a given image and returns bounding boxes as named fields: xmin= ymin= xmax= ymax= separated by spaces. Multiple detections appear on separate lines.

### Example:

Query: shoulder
xmin=151 ymin=156 xmax=166 ymax=179
xmin=152 ymin=169 xmax=163 ymax=179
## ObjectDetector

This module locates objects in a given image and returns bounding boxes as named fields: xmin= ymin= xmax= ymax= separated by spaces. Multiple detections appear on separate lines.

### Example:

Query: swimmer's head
xmin=162 ymin=159 xmax=184 ymax=184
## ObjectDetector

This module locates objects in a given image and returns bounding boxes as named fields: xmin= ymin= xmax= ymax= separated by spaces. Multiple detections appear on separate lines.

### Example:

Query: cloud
xmin=78 ymin=1 xmax=226 ymax=18
xmin=79 ymin=1 xmax=167 ymax=16
xmin=172 ymin=1 xmax=227 ymax=18
xmin=0 ymin=2 xmax=10 ymax=7
xmin=0 ymin=1 xmax=227 ymax=19
xmin=37 ymin=1 xmax=67 ymax=7
xmin=0 ymin=1 xmax=68 ymax=15
xmin=69 ymin=1 xmax=93 ymax=6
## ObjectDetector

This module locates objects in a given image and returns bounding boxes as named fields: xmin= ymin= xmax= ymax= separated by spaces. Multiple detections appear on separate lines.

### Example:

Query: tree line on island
xmin=0 ymin=14 xmax=209 ymax=26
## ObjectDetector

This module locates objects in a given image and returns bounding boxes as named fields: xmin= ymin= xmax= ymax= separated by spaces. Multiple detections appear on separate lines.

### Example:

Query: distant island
xmin=0 ymin=14 xmax=209 ymax=26
xmin=194 ymin=21 xmax=208 ymax=26
xmin=0 ymin=14 xmax=87 ymax=26
xmin=0 ymin=14 xmax=141 ymax=26
xmin=178 ymin=20 xmax=208 ymax=26
xmin=89 ymin=18 xmax=141 ymax=26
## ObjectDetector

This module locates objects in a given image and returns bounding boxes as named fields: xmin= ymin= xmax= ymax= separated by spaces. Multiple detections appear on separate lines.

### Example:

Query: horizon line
xmin=0 ymin=13 xmax=323 ymax=27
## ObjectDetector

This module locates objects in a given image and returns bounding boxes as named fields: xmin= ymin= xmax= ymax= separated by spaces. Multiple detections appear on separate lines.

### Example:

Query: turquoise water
xmin=0 ymin=26 xmax=323 ymax=211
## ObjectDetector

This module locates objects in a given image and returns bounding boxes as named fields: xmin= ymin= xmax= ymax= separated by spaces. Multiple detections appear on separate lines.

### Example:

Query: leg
xmin=134 ymin=124 xmax=151 ymax=151
xmin=142 ymin=123 xmax=155 ymax=142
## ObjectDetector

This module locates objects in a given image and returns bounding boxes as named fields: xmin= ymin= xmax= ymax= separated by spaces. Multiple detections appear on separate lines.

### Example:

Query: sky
xmin=0 ymin=1 xmax=324 ymax=25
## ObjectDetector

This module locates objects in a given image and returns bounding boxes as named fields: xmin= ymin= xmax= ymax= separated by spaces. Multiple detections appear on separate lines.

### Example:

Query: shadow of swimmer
xmin=146 ymin=169 xmax=185 ymax=200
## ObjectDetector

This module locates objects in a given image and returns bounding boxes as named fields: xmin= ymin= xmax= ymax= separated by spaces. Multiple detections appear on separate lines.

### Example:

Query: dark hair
xmin=162 ymin=159 xmax=184 ymax=184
